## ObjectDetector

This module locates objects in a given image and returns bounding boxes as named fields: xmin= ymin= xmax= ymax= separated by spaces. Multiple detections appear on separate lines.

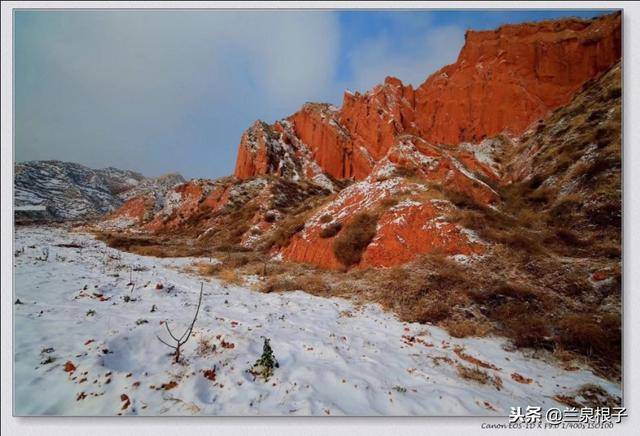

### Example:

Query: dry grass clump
xmin=196 ymin=336 xmax=217 ymax=357
xmin=259 ymin=276 xmax=298 ymax=293
xmin=446 ymin=319 xmax=492 ymax=338
xmin=333 ymin=212 xmax=379 ymax=267
xmin=548 ymin=194 xmax=583 ymax=222
xmin=557 ymin=313 xmax=621 ymax=362
xmin=412 ymin=300 xmax=451 ymax=324
xmin=352 ymin=254 xmax=475 ymax=326
xmin=190 ymin=262 xmax=243 ymax=285
xmin=467 ymin=284 xmax=530 ymax=308
xmin=449 ymin=203 xmax=545 ymax=256
xmin=456 ymin=365 xmax=490 ymax=385
xmin=95 ymin=232 xmax=210 ymax=258
xmin=195 ymin=262 xmax=222 ymax=276
xmin=495 ymin=281 xmax=539 ymax=301
xmin=575 ymin=384 xmax=622 ymax=408
xmin=505 ymin=315 xmax=552 ymax=349
xmin=217 ymin=268 xmax=243 ymax=285
xmin=259 ymin=273 xmax=330 ymax=295
xmin=456 ymin=365 xmax=503 ymax=390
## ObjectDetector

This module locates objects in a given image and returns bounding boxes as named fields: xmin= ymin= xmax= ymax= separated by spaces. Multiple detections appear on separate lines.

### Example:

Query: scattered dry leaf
xmin=511 ymin=372 xmax=533 ymax=384
xmin=120 ymin=393 xmax=131 ymax=410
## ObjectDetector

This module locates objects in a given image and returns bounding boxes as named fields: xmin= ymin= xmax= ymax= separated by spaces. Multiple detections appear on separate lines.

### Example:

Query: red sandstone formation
xmin=106 ymin=13 xmax=621 ymax=270
xmin=413 ymin=12 xmax=622 ymax=144
xmin=233 ymin=12 xmax=620 ymax=181
xmin=110 ymin=197 xmax=153 ymax=222
xmin=282 ymin=177 xmax=484 ymax=270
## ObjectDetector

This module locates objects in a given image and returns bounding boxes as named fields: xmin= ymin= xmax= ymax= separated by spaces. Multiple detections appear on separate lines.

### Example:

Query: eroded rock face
xmin=413 ymin=12 xmax=622 ymax=144
xmin=340 ymin=77 xmax=418 ymax=164
xmin=234 ymin=118 xmax=338 ymax=191
xmin=144 ymin=180 xmax=227 ymax=233
xmin=361 ymin=199 xmax=482 ymax=268
xmin=107 ymin=13 xmax=621 ymax=270
xmin=233 ymin=13 xmax=620 ymax=184
xmin=281 ymin=136 xmax=496 ymax=269
xmin=289 ymin=103 xmax=359 ymax=179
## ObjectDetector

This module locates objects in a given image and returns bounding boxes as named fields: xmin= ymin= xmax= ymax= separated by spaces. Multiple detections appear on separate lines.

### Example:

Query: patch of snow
xmin=13 ymin=226 xmax=620 ymax=416
xmin=15 ymin=205 xmax=47 ymax=212
xmin=459 ymin=227 xmax=484 ymax=245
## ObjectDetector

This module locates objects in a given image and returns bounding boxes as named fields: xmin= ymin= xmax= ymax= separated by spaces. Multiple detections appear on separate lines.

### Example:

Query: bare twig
xmin=157 ymin=282 xmax=204 ymax=363
xmin=128 ymin=267 xmax=135 ymax=293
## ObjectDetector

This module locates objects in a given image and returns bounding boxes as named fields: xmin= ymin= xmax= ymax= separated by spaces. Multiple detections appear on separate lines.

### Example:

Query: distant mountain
xmin=14 ymin=160 xmax=185 ymax=220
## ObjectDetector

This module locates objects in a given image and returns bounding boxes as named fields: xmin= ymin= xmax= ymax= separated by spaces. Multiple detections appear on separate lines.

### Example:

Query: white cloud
xmin=15 ymin=11 xmax=341 ymax=178
xmin=346 ymin=24 xmax=465 ymax=92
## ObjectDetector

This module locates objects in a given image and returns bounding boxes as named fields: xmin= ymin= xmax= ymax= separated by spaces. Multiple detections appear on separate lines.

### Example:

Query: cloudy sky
xmin=15 ymin=9 xmax=610 ymax=179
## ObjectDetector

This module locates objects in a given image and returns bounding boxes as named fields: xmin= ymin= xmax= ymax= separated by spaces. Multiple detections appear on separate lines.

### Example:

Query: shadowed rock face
xmin=107 ymin=13 xmax=621 ymax=270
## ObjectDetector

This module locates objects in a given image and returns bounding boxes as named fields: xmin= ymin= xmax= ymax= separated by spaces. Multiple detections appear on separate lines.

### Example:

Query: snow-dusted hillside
xmin=14 ymin=161 xmax=184 ymax=220
xmin=118 ymin=172 xmax=186 ymax=202
xmin=13 ymin=226 xmax=620 ymax=416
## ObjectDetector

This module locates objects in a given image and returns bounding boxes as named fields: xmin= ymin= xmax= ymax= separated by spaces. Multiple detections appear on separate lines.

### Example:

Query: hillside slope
xmin=15 ymin=161 xmax=184 ymax=220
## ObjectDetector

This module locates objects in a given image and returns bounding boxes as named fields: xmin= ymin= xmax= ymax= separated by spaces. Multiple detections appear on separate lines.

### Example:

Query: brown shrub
xmin=450 ymin=206 xmax=544 ymax=255
xmin=496 ymin=281 xmax=539 ymax=302
xmin=297 ymin=275 xmax=331 ymax=295
xmin=319 ymin=222 xmax=342 ymax=238
xmin=505 ymin=314 xmax=551 ymax=349
xmin=412 ymin=300 xmax=451 ymax=324
xmin=554 ymin=228 xmax=590 ymax=247
xmin=508 ymin=231 xmax=545 ymax=254
xmin=490 ymin=301 xmax=529 ymax=322
xmin=333 ymin=213 xmax=379 ymax=267
xmin=219 ymin=252 xmax=252 ymax=268
xmin=263 ymin=213 xmax=307 ymax=249
xmin=556 ymin=272 xmax=593 ymax=296
xmin=130 ymin=244 xmax=202 ymax=258
xmin=443 ymin=189 xmax=481 ymax=210
xmin=416 ymin=254 xmax=469 ymax=290
xmin=515 ymin=209 xmax=544 ymax=228
xmin=588 ymin=202 xmax=621 ymax=228
xmin=319 ymin=213 xmax=333 ymax=224
xmin=528 ymin=186 xmax=557 ymax=205
xmin=549 ymin=194 xmax=583 ymax=220
xmin=573 ymin=156 xmax=615 ymax=180
xmin=558 ymin=314 xmax=621 ymax=361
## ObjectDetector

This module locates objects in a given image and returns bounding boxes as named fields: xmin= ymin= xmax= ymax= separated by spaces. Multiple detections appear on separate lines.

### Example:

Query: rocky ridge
xmin=15 ymin=160 xmax=185 ymax=220
xmin=104 ymin=12 xmax=621 ymax=271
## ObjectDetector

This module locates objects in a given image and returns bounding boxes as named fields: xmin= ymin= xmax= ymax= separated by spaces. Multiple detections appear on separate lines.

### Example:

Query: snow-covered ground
xmin=13 ymin=226 xmax=620 ymax=416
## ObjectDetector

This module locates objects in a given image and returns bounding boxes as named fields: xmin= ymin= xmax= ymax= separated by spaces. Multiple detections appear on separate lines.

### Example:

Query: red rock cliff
xmin=233 ymin=12 xmax=620 ymax=181
xmin=413 ymin=12 xmax=622 ymax=144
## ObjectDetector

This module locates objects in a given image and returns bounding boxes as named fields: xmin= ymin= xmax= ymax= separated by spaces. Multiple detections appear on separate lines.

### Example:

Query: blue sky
xmin=15 ymin=9 xmax=614 ymax=179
